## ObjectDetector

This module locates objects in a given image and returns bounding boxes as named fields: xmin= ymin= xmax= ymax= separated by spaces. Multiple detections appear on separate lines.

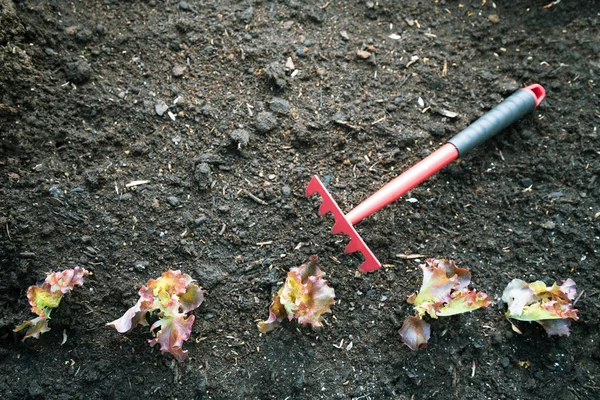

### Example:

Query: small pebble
xmin=134 ymin=261 xmax=148 ymax=272
xmin=66 ymin=60 xmax=92 ymax=84
xmin=172 ymin=65 xmax=186 ymax=77
xmin=269 ymin=97 xmax=291 ymax=115
xmin=76 ymin=29 xmax=93 ymax=44
xmin=239 ymin=7 xmax=254 ymax=23
xmin=285 ymin=57 xmax=295 ymax=71
xmin=178 ymin=1 xmax=191 ymax=11
xmin=49 ymin=185 xmax=64 ymax=198
xmin=281 ymin=185 xmax=291 ymax=198
xmin=201 ymin=105 xmax=211 ymax=116
xmin=296 ymin=47 xmax=308 ymax=57
xmin=28 ymin=382 xmax=43 ymax=398
xmin=194 ymin=163 xmax=212 ymax=191
xmin=230 ymin=129 xmax=250 ymax=148
xmin=255 ymin=112 xmax=278 ymax=133
xmin=520 ymin=178 xmax=533 ymax=188
xmin=166 ymin=196 xmax=179 ymax=207
xmin=155 ymin=101 xmax=168 ymax=116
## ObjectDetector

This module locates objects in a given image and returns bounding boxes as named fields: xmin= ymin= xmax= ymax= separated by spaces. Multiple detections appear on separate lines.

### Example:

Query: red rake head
xmin=305 ymin=175 xmax=381 ymax=272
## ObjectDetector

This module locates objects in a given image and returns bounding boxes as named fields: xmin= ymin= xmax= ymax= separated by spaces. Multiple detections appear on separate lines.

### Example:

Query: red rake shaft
xmin=306 ymin=84 xmax=546 ymax=273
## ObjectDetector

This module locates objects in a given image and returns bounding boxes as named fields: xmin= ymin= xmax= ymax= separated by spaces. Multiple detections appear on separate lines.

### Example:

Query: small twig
xmin=256 ymin=241 xmax=273 ymax=247
xmin=125 ymin=180 xmax=150 ymax=188
xmin=334 ymin=120 xmax=360 ymax=130
xmin=244 ymin=190 xmax=269 ymax=206
xmin=438 ymin=226 xmax=458 ymax=235
xmin=6 ymin=223 xmax=12 ymax=241
xmin=371 ymin=116 xmax=386 ymax=126
xmin=498 ymin=149 xmax=505 ymax=162
xmin=396 ymin=254 xmax=426 ymax=259
xmin=398 ymin=74 xmax=411 ymax=89
xmin=573 ymin=289 xmax=585 ymax=306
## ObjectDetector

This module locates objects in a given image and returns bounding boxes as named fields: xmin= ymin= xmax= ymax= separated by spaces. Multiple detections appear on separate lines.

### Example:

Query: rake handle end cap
xmin=523 ymin=83 xmax=546 ymax=107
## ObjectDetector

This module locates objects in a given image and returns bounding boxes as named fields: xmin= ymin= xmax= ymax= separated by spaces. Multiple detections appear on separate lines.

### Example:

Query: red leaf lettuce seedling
xmin=502 ymin=278 xmax=578 ymax=336
xmin=258 ymin=255 xmax=335 ymax=333
xmin=400 ymin=258 xmax=491 ymax=350
xmin=107 ymin=269 xmax=204 ymax=362
xmin=15 ymin=267 xmax=90 ymax=341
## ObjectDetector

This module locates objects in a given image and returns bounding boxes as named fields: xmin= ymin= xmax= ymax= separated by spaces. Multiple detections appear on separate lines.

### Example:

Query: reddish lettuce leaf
xmin=107 ymin=269 xmax=204 ymax=362
xmin=401 ymin=259 xmax=490 ymax=350
xmin=502 ymin=278 xmax=578 ymax=336
xmin=407 ymin=259 xmax=490 ymax=319
xmin=14 ymin=316 xmax=51 ymax=340
xmin=258 ymin=256 xmax=335 ymax=333
xmin=399 ymin=316 xmax=431 ymax=351
xmin=148 ymin=301 xmax=195 ymax=363
xmin=437 ymin=290 xmax=492 ymax=317
xmin=14 ymin=267 xmax=89 ymax=341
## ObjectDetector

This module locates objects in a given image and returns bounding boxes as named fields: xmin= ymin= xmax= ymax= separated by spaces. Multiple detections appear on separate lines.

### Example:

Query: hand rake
xmin=306 ymin=84 xmax=546 ymax=272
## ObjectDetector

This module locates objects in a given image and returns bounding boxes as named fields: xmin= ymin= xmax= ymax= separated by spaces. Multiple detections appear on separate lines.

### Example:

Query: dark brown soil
xmin=1 ymin=0 xmax=599 ymax=399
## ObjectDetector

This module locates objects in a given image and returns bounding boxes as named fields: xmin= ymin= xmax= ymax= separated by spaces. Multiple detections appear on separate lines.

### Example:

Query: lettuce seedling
xmin=502 ymin=278 xmax=578 ymax=336
xmin=14 ymin=267 xmax=90 ymax=341
xmin=400 ymin=258 xmax=491 ymax=350
xmin=258 ymin=255 xmax=335 ymax=333
xmin=107 ymin=269 xmax=204 ymax=362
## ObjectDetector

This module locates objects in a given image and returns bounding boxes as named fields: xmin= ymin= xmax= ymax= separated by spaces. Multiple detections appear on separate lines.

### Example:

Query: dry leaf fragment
xmin=356 ymin=49 xmax=371 ymax=59
xmin=437 ymin=109 xmax=459 ymax=118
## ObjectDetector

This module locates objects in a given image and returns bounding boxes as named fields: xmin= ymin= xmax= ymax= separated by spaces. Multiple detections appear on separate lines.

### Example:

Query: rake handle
xmin=346 ymin=84 xmax=546 ymax=225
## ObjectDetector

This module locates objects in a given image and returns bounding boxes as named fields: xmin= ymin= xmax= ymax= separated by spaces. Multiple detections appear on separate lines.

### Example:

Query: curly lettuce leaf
xmin=436 ymin=290 xmax=491 ymax=317
xmin=14 ymin=316 xmax=51 ymax=340
xmin=408 ymin=264 xmax=455 ymax=313
xmin=258 ymin=256 xmax=335 ymax=333
xmin=107 ymin=269 xmax=203 ymax=362
xmin=27 ymin=285 xmax=63 ymax=318
xmin=408 ymin=258 xmax=489 ymax=318
xmin=15 ymin=267 xmax=89 ymax=341
xmin=399 ymin=316 xmax=431 ymax=351
xmin=45 ymin=267 xmax=89 ymax=294
xmin=401 ymin=259 xmax=490 ymax=350
xmin=148 ymin=301 xmax=195 ymax=362
xmin=178 ymin=282 xmax=205 ymax=313
xmin=258 ymin=295 xmax=287 ymax=334
xmin=502 ymin=278 xmax=578 ymax=336
xmin=106 ymin=297 xmax=153 ymax=333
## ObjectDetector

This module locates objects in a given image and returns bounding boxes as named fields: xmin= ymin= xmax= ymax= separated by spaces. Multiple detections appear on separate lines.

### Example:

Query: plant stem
xmin=300 ymin=255 xmax=319 ymax=283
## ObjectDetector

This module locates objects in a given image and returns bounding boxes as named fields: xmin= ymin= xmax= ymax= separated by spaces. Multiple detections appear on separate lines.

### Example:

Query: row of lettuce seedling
xmin=15 ymin=258 xmax=578 ymax=362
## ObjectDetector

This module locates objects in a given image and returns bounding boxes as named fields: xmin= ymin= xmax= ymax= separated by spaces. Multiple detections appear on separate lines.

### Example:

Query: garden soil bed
xmin=1 ymin=0 xmax=599 ymax=399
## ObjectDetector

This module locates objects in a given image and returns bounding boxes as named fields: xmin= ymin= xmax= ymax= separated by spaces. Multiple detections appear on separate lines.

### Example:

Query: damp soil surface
xmin=1 ymin=0 xmax=599 ymax=399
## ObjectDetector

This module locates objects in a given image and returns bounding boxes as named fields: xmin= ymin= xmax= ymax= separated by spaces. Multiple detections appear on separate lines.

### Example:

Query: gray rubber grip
xmin=448 ymin=89 xmax=536 ymax=156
